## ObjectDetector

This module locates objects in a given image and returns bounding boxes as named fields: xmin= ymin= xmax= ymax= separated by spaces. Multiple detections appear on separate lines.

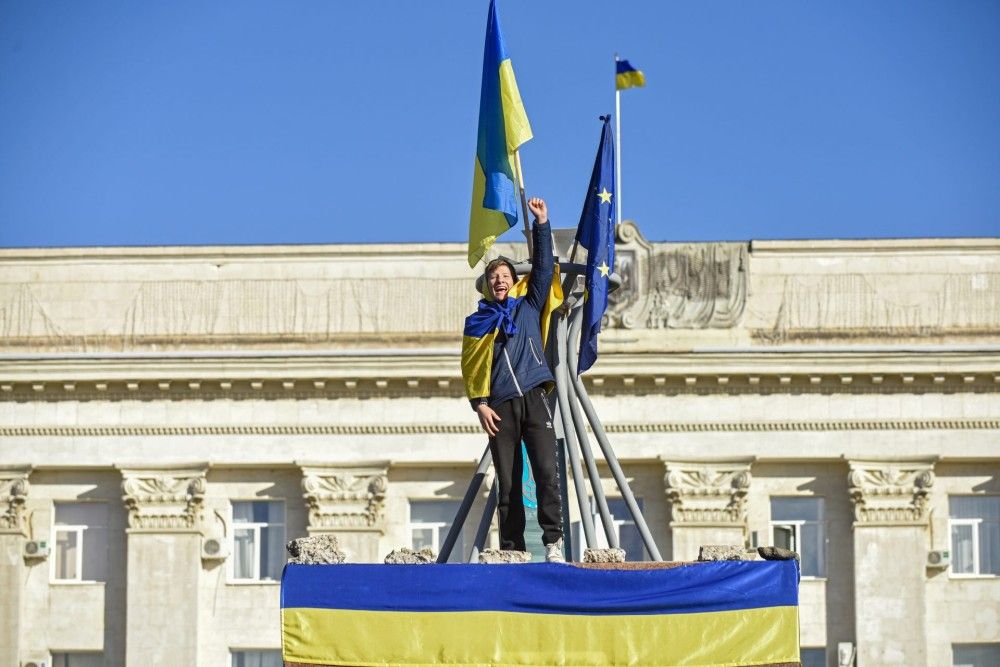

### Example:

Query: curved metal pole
xmin=554 ymin=313 xmax=598 ymax=551
xmin=567 ymin=309 xmax=663 ymax=562
xmin=468 ymin=480 xmax=499 ymax=562
xmin=564 ymin=306 xmax=618 ymax=548
xmin=437 ymin=447 xmax=491 ymax=563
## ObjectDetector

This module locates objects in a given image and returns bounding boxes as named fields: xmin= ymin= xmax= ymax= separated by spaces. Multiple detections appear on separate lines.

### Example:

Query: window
xmin=52 ymin=653 xmax=103 ymax=667
xmin=409 ymin=500 xmax=467 ymax=562
xmin=572 ymin=498 xmax=648 ymax=561
xmin=231 ymin=501 xmax=285 ymax=581
xmin=800 ymin=647 xmax=825 ymax=667
xmin=231 ymin=650 xmax=281 ymax=667
xmin=770 ymin=497 xmax=826 ymax=578
xmin=953 ymin=643 xmax=1000 ymax=667
xmin=231 ymin=649 xmax=282 ymax=667
xmin=52 ymin=503 xmax=109 ymax=582
xmin=950 ymin=496 xmax=1000 ymax=576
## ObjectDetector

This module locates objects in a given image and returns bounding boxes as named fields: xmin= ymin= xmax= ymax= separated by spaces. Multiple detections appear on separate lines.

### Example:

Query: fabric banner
xmin=282 ymin=560 xmax=800 ymax=666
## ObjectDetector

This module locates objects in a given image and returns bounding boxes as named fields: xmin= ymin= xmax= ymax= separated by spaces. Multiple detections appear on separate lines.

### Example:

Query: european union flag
xmin=575 ymin=116 xmax=616 ymax=374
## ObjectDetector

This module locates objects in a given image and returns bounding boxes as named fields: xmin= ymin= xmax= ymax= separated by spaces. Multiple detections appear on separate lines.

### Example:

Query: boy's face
xmin=488 ymin=265 xmax=514 ymax=302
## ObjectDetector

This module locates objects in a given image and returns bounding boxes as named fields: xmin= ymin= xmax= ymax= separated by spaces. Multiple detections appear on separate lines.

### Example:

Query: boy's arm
xmin=525 ymin=197 xmax=554 ymax=311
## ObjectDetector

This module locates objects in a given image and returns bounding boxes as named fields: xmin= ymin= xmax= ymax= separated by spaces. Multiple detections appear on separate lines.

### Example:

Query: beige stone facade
xmin=1 ymin=225 xmax=998 ymax=667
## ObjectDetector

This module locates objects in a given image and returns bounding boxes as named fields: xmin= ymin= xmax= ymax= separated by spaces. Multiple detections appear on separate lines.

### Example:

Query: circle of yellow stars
xmin=595 ymin=188 xmax=613 ymax=278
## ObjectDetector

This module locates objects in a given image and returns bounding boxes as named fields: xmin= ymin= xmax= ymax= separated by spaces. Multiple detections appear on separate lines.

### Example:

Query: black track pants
xmin=488 ymin=386 xmax=563 ymax=550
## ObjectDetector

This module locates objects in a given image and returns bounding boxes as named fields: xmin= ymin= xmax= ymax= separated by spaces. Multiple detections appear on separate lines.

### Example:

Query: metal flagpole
xmin=614 ymin=54 xmax=622 ymax=228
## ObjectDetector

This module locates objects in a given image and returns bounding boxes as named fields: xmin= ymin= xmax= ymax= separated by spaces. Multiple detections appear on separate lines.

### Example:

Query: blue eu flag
xmin=575 ymin=116 xmax=616 ymax=374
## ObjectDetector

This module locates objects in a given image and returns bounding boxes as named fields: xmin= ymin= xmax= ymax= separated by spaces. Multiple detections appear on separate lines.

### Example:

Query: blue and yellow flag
xmin=615 ymin=58 xmax=646 ymax=90
xmin=281 ymin=560 xmax=801 ymax=666
xmin=575 ymin=116 xmax=616 ymax=374
xmin=468 ymin=0 xmax=533 ymax=268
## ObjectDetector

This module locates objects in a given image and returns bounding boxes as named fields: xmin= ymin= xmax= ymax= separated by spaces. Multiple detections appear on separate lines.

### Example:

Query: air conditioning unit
xmin=201 ymin=537 xmax=229 ymax=561
xmin=23 ymin=659 xmax=48 ymax=667
xmin=23 ymin=540 xmax=50 ymax=560
xmin=927 ymin=549 xmax=950 ymax=569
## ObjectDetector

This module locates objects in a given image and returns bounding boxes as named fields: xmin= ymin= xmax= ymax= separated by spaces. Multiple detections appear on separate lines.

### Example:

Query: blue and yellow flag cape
xmin=616 ymin=58 xmax=646 ymax=90
xmin=468 ymin=0 xmax=533 ymax=268
xmin=281 ymin=560 xmax=801 ymax=666
xmin=461 ymin=266 xmax=562 ymax=401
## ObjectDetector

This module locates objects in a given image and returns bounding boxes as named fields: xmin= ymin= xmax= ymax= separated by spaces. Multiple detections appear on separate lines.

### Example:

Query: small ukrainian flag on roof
xmin=615 ymin=58 xmax=645 ymax=90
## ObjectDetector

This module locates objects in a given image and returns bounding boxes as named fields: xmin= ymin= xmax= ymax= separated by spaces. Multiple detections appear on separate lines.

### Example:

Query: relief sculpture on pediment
xmin=606 ymin=221 xmax=748 ymax=330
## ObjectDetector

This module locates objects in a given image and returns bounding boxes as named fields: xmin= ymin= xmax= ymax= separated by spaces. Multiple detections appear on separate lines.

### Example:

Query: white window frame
xmin=231 ymin=648 xmax=283 ymax=667
xmin=949 ymin=517 xmax=983 ymax=577
xmin=52 ymin=523 xmax=86 ymax=582
xmin=51 ymin=502 xmax=106 ymax=584
xmin=770 ymin=497 xmax=826 ymax=579
xmin=410 ymin=518 xmax=448 ymax=553
xmin=229 ymin=500 xmax=285 ymax=583
xmin=408 ymin=499 xmax=460 ymax=555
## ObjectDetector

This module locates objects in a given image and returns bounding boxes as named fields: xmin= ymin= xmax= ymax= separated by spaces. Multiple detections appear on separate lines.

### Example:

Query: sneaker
xmin=545 ymin=539 xmax=566 ymax=564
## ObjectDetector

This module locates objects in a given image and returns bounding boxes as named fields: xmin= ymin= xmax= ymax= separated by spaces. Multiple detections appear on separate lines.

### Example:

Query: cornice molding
xmin=1 ymin=371 xmax=998 ymax=402
xmin=3 ymin=419 xmax=997 ymax=438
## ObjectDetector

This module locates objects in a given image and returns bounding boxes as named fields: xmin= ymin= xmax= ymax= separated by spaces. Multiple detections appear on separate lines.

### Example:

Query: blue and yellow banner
xmin=282 ymin=560 xmax=801 ymax=666
xmin=616 ymin=58 xmax=646 ymax=90
xmin=468 ymin=0 xmax=533 ymax=268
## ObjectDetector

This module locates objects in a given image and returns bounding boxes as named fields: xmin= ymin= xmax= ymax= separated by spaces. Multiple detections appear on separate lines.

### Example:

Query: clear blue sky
xmin=1 ymin=1 xmax=998 ymax=248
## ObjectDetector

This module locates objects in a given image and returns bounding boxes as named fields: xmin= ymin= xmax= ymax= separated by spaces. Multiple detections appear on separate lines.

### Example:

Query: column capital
xmin=663 ymin=460 xmax=753 ymax=526
xmin=119 ymin=465 xmax=208 ymax=532
xmin=0 ymin=465 xmax=32 ymax=536
xmin=847 ymin=459 xmax=937 ymax=526
xmin=298 ymin=462 xmax=389 ymax=533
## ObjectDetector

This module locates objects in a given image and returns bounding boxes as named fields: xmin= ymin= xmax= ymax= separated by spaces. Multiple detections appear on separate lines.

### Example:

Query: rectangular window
xmin=770 ymin=497 xmax=826 ymax=578
xmin=953 ymin=643 xmax=1000 ymax=667
xmin=949 ymin=496 xmax=1000 ymax=576
xmin=231 ymin=649 xmax=282 ymax=667
xmin=409 ymin=500 xmax=466 ymax=562
xmin=799 ymin=647 xmax=825 ymax=667
xmin=52 ymin=503 xmax=109 ymax=583
xmin=52 ymin=653 xmax=104 ymax=667
xmin=231 ymin=500 xmax=285 ymax=581
xmin=571 ymin=498 xmax=647 ymax=561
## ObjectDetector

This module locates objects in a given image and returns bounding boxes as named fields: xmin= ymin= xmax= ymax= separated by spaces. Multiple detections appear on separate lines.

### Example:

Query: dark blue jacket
xmin=480 ymin=222 xmax=555 ymax=408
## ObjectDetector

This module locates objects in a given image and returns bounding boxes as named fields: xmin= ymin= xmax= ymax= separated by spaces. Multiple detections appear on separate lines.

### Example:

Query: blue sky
xmin=1 ymin=1 xmax=998 ymax=248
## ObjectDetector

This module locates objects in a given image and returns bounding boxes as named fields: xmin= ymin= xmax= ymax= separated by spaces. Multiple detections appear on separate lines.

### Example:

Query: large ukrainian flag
xmin=281 ymin=560 xmax=801 ymax=666
xmin=468 ymin=0 xmax=532 ymax=268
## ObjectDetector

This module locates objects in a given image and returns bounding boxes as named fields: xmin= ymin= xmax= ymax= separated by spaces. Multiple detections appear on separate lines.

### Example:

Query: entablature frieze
xmin=2 ymin=418 xmax=999 ymax=438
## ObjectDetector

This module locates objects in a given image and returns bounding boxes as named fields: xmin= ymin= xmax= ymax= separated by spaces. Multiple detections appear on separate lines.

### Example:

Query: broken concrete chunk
xmin=384 ymin=547 xmax=436 ymax=564
xmin=757 ymin=546 xmax=800 ymax=562
xmin=285 ymin=534 xmax=347 ymax=564
xmin=698 ymin=545 xmax=755 ymax=561
xmin=478 ymin=548 xmax=532 ymax=564
xmin=583 ymin=548 xmax=626 ymax=563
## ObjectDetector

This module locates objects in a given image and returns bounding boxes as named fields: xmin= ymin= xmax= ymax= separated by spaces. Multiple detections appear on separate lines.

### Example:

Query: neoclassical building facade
xmin=1 ymin=224 xmax=998 ymax=667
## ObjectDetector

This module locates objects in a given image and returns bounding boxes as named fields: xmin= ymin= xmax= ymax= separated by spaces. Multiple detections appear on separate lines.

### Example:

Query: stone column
xmin=663 ymin=460 xmax=753 ymax=561
xmin=0 ymin=466 xmax=30 ymax=667
xmin=120 ymin=465 xmax=207 ymax=667
xmin=299 ymin=462 xmax=389 ymax=562
xmin=848 ymin=459 xmax=936 ymax=667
